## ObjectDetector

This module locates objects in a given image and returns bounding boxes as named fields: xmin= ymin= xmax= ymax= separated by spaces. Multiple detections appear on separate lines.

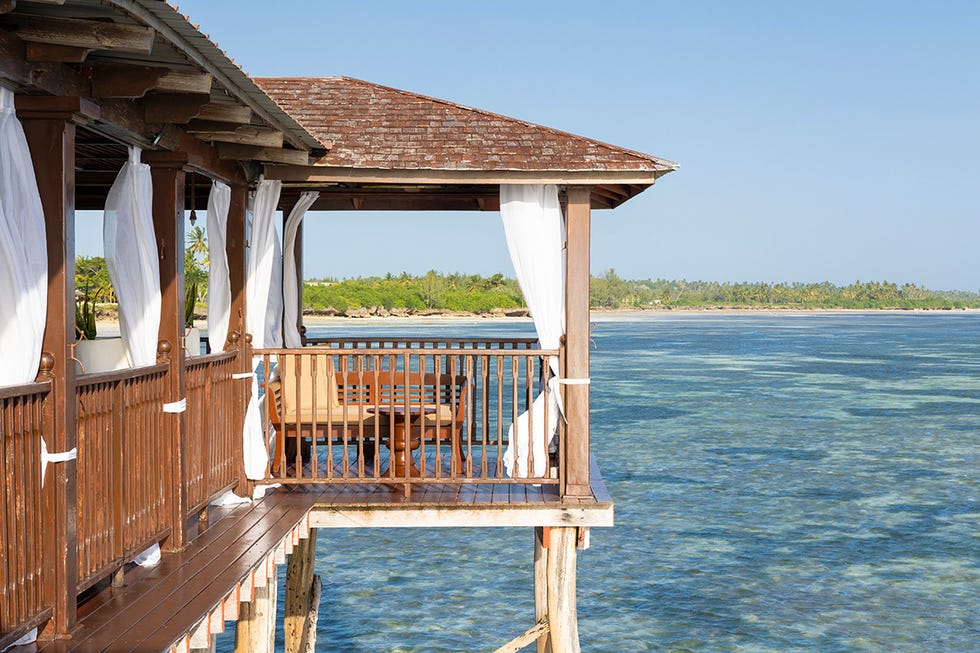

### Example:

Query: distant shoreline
xmin=90 ymin=305 xmax=980 ymax=335
xmin=298 ymin=305 xmax=980 ymax=321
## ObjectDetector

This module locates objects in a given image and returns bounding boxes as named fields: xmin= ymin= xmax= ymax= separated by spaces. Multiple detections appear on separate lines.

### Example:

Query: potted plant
xmin=73 ymin=284 xmax=126 ymax=373
xmin=184 ymin=280 xmax=200 ymax=356
xmin=75 ymin=293 xmax=96 ymax=341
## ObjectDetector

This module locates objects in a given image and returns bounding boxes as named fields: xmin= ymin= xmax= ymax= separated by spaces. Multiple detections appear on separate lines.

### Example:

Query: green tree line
xmin=74 ymin=258 xmax=980 ymax=313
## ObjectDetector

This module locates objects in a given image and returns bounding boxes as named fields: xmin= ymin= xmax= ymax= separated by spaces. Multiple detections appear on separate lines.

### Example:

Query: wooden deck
xmin=34 ymin=491 xmax=321 ymax=653
xmin=305 ymin=455 xmax=614 ymax=528
xmin=26 ymin=464 xmax=611 ymax=652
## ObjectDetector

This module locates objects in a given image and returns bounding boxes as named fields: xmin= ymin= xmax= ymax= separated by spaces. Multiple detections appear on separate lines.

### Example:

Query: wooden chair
xmin=265 ymin=354 xmax=467 ymax=475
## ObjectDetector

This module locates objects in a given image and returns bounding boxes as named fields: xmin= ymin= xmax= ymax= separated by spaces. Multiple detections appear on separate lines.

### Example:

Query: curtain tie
xmin=163 ymin=398 xmax=187 ymax=413
xmin=40 ymin=439 xmax=78 ymax=489
xmin=557 ymin=378 xmax=591 ymax=385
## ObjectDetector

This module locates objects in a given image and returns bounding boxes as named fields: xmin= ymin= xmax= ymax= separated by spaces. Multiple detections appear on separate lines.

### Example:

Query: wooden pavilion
xmin=0 ymin=2 xmax=676 ymax=652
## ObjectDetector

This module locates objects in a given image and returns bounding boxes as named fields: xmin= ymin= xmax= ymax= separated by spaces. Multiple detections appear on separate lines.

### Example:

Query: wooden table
xmin=368 ymin=405 xmax=436 ymax=479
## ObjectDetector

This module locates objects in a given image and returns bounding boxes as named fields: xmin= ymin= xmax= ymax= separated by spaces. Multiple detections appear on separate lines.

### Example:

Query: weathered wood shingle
xmin=254 ymin=77 xmax=677 ymax=173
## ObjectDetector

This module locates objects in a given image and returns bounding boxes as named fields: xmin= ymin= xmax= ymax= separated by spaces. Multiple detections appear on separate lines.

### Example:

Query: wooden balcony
xmin=0 ymin=337 xmax=609 ymax=648
xmin=257 ymin=339 xmax=566 ymax=493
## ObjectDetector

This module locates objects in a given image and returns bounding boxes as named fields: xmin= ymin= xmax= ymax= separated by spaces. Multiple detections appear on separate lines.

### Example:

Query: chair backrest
xmin=279 ymin=353 xmax=339 ymax=420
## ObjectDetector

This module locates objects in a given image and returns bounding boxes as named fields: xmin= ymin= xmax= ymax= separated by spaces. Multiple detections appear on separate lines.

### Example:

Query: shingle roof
xmin=253 ymin=77 xmax=677 ymax=174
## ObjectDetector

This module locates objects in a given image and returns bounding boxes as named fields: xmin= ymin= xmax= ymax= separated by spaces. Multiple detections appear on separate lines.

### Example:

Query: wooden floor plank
xmin=126 ymin=507 xmax=311 ymax=652
xmin=68 ymin=499 xmax=281 ymax=630
xmin=65 ymin=493 xmax=317 ymax=651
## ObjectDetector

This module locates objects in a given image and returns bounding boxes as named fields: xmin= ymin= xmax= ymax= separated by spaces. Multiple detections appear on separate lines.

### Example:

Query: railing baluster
xmin=465 ymin=354 xmax=474 ymax=478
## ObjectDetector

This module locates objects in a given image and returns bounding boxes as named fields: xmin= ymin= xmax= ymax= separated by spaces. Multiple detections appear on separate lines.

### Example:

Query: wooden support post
xmin=546 ymin=527 xmax=580 ymax=653
xmin=145 ymin=151 xmax=189 ymax=551
xmin=563 ymin=186 xmax=592 ymax=499
xmin=283 ymin=529 xmax=319 ymax=653
xmin=18 ymin=95 xmax=99 ymax=638
xmin=234 ymin=563 xmax=278 ymax=653
xmin=227 ymin=184 xmax=252 ymax=494
xmin=227 ymin=184 xmax=248 ymax=351
xmin=534 ymin=527 xmax=552 ymax=653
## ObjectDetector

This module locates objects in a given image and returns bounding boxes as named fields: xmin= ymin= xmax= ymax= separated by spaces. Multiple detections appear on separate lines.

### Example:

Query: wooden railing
xmin=256 ymin=345 xmax=563 ymax=489
xmin=74 ymin=364 xmax=170 ymax=590
xmin=185 ymin=350 xmax=241 ymax=516
xmin=302 ymin=336 xmax=540 ymax=350
xmin=0 ymin=381 xmax=52 ymax=644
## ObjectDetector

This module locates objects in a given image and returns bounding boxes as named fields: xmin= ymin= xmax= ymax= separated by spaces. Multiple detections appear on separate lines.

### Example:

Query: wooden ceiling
xmin=0 ymin=0 xmax=324 ymax=193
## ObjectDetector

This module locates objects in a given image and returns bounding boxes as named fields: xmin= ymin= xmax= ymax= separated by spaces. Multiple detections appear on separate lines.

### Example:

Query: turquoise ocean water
xmin=221 ymin=313 xmax=980 ymax=652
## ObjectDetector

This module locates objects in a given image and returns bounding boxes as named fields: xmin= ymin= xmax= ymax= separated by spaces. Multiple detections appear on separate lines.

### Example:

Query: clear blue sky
xmin=77 ymin=1 xmax=980 ymax=290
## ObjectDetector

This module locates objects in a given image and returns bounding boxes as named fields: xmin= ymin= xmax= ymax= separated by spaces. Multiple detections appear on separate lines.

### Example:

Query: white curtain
xmin=206 ymin=181 xmax=232 ymax=351
xmin=499 ymin=184 xmax=565 ymax=478
xmin=0 ymin=86 xmax=47 ymax=387
xmin=0 ymin=88 xmax=54 ymax=613
xmin=104 ymin=145 xmax=160 ymax=367
xmin=282 ymin=191 xmax=319 ymax=348
xmin=241 ymin=178 xmax=282 ymax=480
xmin=245 ymin=179 xmax=283 ymax=350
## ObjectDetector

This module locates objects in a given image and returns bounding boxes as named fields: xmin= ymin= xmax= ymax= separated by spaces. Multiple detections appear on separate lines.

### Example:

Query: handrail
xmin=303 ymin=336 xmax=540 ymax=347
xmin=255 ymin=346 xmax=559 ymax=357
xmin=75 ymin=363 xmax=169 ymax=388
xmin=185 ymin=349 xmax=238 ymax=369
xmin=0 ymin=379 xmax=51 ymax=400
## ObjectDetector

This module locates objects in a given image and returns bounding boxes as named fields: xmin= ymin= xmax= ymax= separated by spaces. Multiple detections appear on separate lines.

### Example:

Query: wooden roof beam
xmin=185 ymin=121 xmax=283 ymax=148
xmin=217 ymin=143 xmax=309 ymax=166
xmin=0 ymin=13 xmax=154 ymax=53
xmin=195 ymin=103 xmax=252 ymax=124
xmin=91 ymin=65 xmax=213 ymax=98
xmin=143 ymin=93 xmax=210 ymax=123
xmin=262 ymin=165 xmax=661 ymax=186
xmin=476 ymin=197 xmax=500 ymax=211
xmin=25 ymin=42 xmax=92 ymax=63
xmin=2 ymin=2 xmax=71 ymax=16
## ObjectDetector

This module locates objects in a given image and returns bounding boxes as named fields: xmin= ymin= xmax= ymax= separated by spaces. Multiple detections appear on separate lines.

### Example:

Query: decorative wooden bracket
xmin=91 ymin=65 xmax=213 ymax=99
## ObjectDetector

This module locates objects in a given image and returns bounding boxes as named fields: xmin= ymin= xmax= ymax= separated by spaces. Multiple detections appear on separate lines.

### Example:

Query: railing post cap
xmin=39 ymin=351 xmax=56 ymax=375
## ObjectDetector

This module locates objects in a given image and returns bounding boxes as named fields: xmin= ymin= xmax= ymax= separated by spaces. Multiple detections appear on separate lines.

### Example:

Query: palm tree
xmin=186 ymin=226 xmax=209 ymax=268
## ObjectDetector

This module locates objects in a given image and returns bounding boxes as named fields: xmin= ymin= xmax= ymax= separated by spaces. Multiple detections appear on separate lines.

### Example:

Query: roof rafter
xmin=0 ymin=12 xmax=153 ymax=53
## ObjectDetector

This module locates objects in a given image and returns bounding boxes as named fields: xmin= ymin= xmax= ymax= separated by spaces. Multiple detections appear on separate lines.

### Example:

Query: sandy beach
xmin=91 ymin=306 xmax=980 ymax=337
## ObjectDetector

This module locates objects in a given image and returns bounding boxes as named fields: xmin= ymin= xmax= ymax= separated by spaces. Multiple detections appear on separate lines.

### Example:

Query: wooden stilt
xmin=189 ymin=633 xmax=217 ymax=653
xmin=546 ymin=527 xmax=580 ymax=653
xmin=534 ymin=527 xmax=552 ymax=653
xmin=283 ymin=529 xmax=319 ymax=653
xmin=234 ymin=563 xmax=278 ymax=653
xmin=493 ymin=620 xmax=550 ymax=653
xmin=304 ymin=575 xmax=322 ymax=653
